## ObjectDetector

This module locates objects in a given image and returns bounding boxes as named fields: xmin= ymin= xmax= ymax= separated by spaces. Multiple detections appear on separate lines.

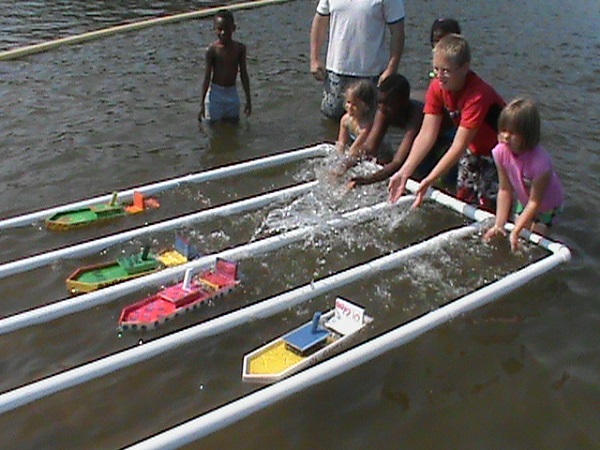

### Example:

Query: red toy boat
xmin=118 ymin=258 xmax=240 ymax=331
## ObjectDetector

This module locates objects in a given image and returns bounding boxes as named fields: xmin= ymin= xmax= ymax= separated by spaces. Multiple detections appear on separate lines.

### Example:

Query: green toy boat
xmin=45 ymin=191 xmax=159 ymax=231
xmin=66 ymin=237 xmax=199 ymax=294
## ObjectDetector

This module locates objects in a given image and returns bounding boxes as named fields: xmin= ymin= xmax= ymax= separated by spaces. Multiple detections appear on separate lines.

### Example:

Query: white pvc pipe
xmin=0 ymin=197 xmax=412 ymax=336
xmin=0 ymin=0 xmax=292 ymax=61
xmin=125 ymin=247 xmax=570 ymax=450
xmin=0 ymin=144 xmax=329 ymax=229
xmin=0 ymin=181 xmax=318 ymax=279
xmin=0 ymin=221 xmax=476 ymax=415
xmin=405 ymin=178 xmax=571 ymax=255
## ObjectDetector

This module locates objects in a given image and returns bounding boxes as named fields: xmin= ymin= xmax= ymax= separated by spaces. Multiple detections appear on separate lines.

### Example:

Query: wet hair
xmin=215 ymin=9 xmax=235 ymax=26
xmin=345 ymin=80 xmax=377 ymax=114
xmin=498 ymin=98 xmax=541 ymax=150
xmin=378 ymin=73 xmax=410 ymax=103
xmin=430 ymin=18 xmax=461 ymax=47
xmin=434 ymin=34 xmax=470 ymax=67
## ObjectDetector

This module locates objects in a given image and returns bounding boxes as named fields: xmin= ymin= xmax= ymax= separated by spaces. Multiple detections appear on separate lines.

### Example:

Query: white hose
xmin=0 ymin=0 xmax=293 ymax=61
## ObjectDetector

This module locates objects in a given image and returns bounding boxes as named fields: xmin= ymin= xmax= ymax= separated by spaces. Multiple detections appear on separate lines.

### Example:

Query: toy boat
xmin=242 ymin=297 xmax=372 ymax=384
xmin=45 ymin=191 xmax=160 ymax=231
xmin=66 ymin=236 xmax=200 ymax=294
xmin=118 ymin=258 xmax=240 ymax=331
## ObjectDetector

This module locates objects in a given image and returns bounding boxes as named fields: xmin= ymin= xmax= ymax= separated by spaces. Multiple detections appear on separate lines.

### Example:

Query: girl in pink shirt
xmin=484 ymin=98 xmax=564 ymax=251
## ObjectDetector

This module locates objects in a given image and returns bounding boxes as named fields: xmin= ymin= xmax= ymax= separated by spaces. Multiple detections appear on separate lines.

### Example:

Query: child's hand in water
xmin=344 ymin=180 xmax=357 ymax=193
xmin=509 ymin=230 xmax=520 ymax=252
xmin=483 ymin=224 xmax=506 ymax=242
xmin=330 ymin=163 xmax=347 ymax=178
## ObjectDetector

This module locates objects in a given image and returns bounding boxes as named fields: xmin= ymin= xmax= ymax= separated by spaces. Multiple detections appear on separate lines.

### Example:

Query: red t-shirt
xmin=424 ymin=71 xmax=505 ymax=156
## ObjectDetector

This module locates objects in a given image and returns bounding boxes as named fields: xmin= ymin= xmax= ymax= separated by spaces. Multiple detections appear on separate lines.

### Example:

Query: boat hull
xmin=118 ymin=285 xmax=235 ymax=331
xmin=66 ymin=261 xmax=160 ymax=294
xmin=118 ymin=259 xmax=240 ymax=331
xmin=45 ymin=205 xmax=125 ymax=231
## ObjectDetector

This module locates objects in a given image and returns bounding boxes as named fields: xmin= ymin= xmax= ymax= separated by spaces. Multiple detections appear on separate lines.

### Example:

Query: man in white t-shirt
xmin=310 ymin=0 xmax=405 ymax=120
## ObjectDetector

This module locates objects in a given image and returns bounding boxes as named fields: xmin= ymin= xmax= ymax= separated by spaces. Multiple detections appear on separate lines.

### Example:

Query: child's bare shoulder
xmin=233 ymin=40 xmax=247 ymax=56
xmin=206 ymin=41 xmax=220 ymax=55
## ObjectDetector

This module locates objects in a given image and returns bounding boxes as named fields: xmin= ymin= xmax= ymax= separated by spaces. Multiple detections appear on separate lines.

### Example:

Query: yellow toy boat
xmin=242 ymin=297 xmax=372 ymax=384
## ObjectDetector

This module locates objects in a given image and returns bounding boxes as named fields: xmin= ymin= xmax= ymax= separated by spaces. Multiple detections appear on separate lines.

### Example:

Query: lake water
xmin=0 ymin=0 xmax=599 ymax=448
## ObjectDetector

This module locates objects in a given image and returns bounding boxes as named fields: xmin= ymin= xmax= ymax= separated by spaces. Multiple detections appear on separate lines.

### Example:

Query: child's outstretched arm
xmin=331 ymin=115 xmax=355 ymax=177
xmin=336 ymin=114 xmax=351 ymax=154
xmin=239 ymin=43 xmax=251 ymax=116
xmin=351 ymin=123 xmax=416 ymax=186
xmin=412 ymin=125 xmax=477 ymax=208
xmin=357 ymin=109 xmax=389 ymax=160
xmin=199 ymin=46 xmax=215 ymax=121
xmin=483 ymin=163 xmax=512 ymax=242
xmin=347 ymin=123 xmax=372 ymax=159
xmin=388 ymin=114 xmax=441 ymax=204
xmin=509 ymin=171 xmax=551 ymax=251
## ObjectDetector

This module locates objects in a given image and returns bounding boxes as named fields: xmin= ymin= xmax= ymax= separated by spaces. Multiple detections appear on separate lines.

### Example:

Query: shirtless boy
xmin=198 ymin=10 xmax=251 ymax=123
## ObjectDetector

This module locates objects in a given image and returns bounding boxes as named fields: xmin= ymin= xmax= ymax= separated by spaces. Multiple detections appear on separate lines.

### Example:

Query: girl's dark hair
xmin=430 ymin=18 xmax=461 ymax=47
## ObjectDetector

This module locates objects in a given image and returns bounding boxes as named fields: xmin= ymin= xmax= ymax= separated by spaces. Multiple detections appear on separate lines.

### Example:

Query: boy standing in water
xmin=388 ymin=34 xmax=505 ymax=210
xmin=198 ymin=10 xmax=251 ymax=123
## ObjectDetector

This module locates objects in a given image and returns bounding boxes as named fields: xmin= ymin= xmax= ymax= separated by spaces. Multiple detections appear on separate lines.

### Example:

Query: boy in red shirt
xmin=388 ymin=34 xmax=505 ymax=209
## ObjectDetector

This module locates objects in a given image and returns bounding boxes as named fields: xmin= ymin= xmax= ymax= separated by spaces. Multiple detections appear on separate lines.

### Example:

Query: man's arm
xmin=310 ymin=14 xmax=329 ymax=81
xmin=379 ymin=20 xmax=405 ymax=83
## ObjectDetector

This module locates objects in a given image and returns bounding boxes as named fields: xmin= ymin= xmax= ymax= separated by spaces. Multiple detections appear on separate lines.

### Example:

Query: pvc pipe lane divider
xmin=0 ymin=222 xmax=478 ymax=415
xmin=406 ymin=179 xmax=570 ymax=255
xmin=0 ymin=0 xmax=292 ymax=61
xmin=0 ymin=181 xmax=319 ymax=279
xmin=0 ymin=144 xmax=330 ymax=229
xmin=0 ymin=197 xmax=412 ymax=336
xmin=125 ymin=247 xmax=571 ymax=450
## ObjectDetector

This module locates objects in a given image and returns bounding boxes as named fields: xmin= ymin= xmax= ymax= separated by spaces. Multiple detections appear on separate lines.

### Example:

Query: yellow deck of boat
xmin=156 ymin=250 xmax=188 ymax=267
xmin=247 ymin=341 xmax=305 ymax=375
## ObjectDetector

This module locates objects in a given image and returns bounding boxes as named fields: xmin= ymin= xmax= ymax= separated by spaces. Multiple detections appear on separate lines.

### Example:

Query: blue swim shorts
xmin=206 ymin=83 xmax=240 ymax=122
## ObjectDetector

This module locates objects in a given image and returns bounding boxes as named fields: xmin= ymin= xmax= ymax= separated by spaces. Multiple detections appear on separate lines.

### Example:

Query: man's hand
xmin=311 ymin=61 xmax=326 ymax=81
